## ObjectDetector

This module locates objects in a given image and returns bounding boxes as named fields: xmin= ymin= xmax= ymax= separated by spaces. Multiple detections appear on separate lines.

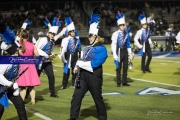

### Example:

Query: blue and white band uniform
xmin=134 ymin=28 xmax=152 ymax=55
xmin=42 ymin=40 xmax=54 ymax=55
xmin=76 ymin=44 xmax=107 ymax=73
xmin=35 ymin=36 xmax=54 ymax=69
xmin=111 ymin=30 xmax=132 ymax=62
xmin=35 ymin=37 xmax=53 ymax=59
xmin=0 ymin=64 xmax=20 ymax=108
xmin=61 ymin=36 xmax=81 ymax=74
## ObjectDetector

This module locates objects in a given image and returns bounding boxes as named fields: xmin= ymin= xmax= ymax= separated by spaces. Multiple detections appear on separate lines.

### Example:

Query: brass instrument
xmin=47 ymin=54 xmax=58 ymax=62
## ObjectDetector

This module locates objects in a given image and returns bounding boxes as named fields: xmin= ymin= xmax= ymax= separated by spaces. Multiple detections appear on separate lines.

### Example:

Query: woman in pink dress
xmin=17 ymin=29 xmax=41 ymax=104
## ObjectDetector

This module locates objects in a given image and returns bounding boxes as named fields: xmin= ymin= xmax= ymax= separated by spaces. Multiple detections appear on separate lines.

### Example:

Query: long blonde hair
xmin=20 ymin=29 xmax=29 ymax=53
xmin=96 ymin=35 xmax=104 ymax=43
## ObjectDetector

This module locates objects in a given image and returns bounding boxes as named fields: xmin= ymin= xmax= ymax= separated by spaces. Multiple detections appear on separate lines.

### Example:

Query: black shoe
xmin=122 ymin=83 xmax=131 ymax=86
xmin=145 ymin=69 xmax=152 ymax=73
xmin=50 ymin=94 xmax=59 ymax=98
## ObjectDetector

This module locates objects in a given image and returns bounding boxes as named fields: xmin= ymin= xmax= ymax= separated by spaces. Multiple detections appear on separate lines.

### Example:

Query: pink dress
xmin=17 ymin=40 xmax=41 ymax=87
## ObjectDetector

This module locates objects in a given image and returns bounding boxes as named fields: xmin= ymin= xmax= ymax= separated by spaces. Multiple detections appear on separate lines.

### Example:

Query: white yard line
xmin=25 ymin=107 xmax=53 ymax=120
xmin=103 ymin=73 xmax=180 ymax=88
xmin=53 ymin=64 xmax=180 ymax=88
xmin=7 ymin=103 xmax=53 ymax=120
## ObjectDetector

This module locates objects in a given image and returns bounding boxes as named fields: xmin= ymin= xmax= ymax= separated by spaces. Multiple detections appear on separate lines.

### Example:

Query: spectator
xmin=17 ymin=29 xmax=41 ymax=105
xmin=165 ymin=23 xmax=176 ymax=51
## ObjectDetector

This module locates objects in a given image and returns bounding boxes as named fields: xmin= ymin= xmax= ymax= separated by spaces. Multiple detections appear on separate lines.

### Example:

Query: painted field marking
xmin=103 ymin=73 xmax=180 ymax=88
xmin=25 ymin=107 xmax=53 ymax=120
xmin=85 ymin=92 xmax=124 ymax=96
xmin=53 ymin=64 xmax=180 ymax=88
xmin=8 ymin=103 xmax=53 ymax=120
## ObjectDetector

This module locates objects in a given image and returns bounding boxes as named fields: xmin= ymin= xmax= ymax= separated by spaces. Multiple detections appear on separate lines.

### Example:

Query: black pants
xmin=116 ymin=52 xmax=128 ymax=85
xmin=0 ymin=89 xmax=27 ymax=120
xmin=141 ymin=43 xmax=152 ymax=71
xmin=70 ymin=70 xmax=107 ymax=120
xmin=38 ymin=62 xmax=56 ymax=94
xmin=62 ymin=59 xmax=77 ymax=87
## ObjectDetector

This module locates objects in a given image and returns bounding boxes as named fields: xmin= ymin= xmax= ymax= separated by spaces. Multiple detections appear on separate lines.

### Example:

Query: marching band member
xmin=35 ymin=17 xmax=61 ymax=98
xmin=111 ymin=10 xmax=133 ymax=87
xmin=70 ymin=7 xmax=107 ymax=120
xmin=0 ymin=24 xmax=27 ymax=119
xmin=134 ymin=11 xmax=153 ymax=73
xmin=44 ymin=17 xmax=68 ymax=41
xmin=60 ymin=17 xmax=82 ymax=89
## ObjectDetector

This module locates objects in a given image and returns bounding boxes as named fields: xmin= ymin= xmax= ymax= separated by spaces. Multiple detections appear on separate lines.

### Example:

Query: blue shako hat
xmin=0 ymin=24 xmax=21 ymax=55
xmin=21 ymin=17 xmax=31 ymax=29
xmin=43 ymin=17 xmax=51 ymax=28
xmin=44 ymin=16 xmax=62 ymax=34
xmin=64 ymin=16 xmax=75 ymax=32
xmin=88 ymin=7 xmax=101 ymax=36
xmin=49 ymin=16 xmax=62 ymax=34
xmin=138 ymin=11 xmax=147 ymax=24
xmin=116 ymin=9 xmax=125 ymax=26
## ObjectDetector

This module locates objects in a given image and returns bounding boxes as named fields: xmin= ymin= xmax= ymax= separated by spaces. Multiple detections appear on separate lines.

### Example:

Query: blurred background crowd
xmin=0 ymin=0 xmax=180 ymax=45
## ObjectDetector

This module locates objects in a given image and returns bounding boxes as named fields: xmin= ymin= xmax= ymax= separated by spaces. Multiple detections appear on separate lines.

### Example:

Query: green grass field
xmin=2 ymin=45 xmax=180 ymax=120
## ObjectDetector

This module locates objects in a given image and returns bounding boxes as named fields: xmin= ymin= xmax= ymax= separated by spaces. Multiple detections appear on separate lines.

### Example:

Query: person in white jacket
xmin=111 ymin=10 xmax=133 ymax=87
xmin=134 ymin=11 xmax=153 ymax=73
xmin=0 ymin=24 xmax=27 ymax=120
xmin=59 ymin=17 xmax=82 ymax=89
xmin=35 ymin=16 xmax=62 ymax=98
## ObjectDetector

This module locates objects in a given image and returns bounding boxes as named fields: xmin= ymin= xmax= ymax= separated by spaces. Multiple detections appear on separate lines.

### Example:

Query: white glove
xmin=13 ymin=82 xmax=18 ymax=89
xmin=13 ymin=89 xmax=19 ymax=96
xmin=113 ymin=55 xmax=118 ymax=61
xmin=60 ymin=52 xmax=67 ymax=63
xmin=13 ymin=82 xmax=19 ymax=96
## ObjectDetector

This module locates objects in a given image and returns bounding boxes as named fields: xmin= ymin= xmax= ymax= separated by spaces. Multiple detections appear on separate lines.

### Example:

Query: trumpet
xmin=47 ymin=54 xmax=58 ymax=62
